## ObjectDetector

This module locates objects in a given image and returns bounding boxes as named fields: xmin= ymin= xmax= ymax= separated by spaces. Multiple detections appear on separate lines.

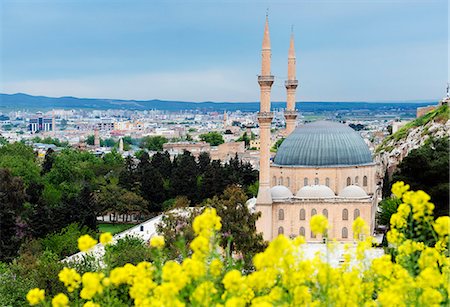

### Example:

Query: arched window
xmin=279 ymin=177 xmax=283 ymax=185
xmin=354 ymin=209 xmax=360 ymax=220
xmin=311 ymin=231 xmax=316 ymax=239
xmin=355 ymin=176 xmax=359 ymax=185
xmin=342 ymin=209 xmax=348 ymax=220
xmin=322 ymin=209 xmax=328 ymax=218
xmin=304 ymin=177 xmax=308 ymax=186
xmin=325 ymin=177 xmax=330 ymax=187
xmin=287 ymin=177 xmax=290 ymax=187
xmin=314 ymin=177 xmax=319 ymax=185
xmin=278 ymin=227 xmax=284 ymax=235
xmin=346 ymin=177 xmax=351 ymax=186
xmin=299 ymin=227 xmax=305 ymax=236
xmin=278 ymin=209 xmax=285 ymax=221
xmin=299 ymin=209 xmax=306 ymax=220
xmin=273 ymin=176 xmax=277 ymax=186
xmin=342 ymin=227 xmax=348 ymax=239
xmin=311 ymin=208 xmax=317 ymax=216
xmin=363 ymin=176 xmax=368 ymax=187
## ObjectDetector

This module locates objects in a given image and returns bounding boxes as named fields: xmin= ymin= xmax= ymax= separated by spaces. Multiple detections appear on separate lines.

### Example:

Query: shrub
xmin=26 ymin=183 xmax=450 ymax=306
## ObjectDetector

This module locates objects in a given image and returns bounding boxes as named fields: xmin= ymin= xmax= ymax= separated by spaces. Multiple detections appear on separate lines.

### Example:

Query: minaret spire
xmin=284 ymin=27 xmax=299 ymax=135
xmin=261 ymin=14 xmax=271 ymax=78
xmin=255 ymin=14 xmax=275 ymax=240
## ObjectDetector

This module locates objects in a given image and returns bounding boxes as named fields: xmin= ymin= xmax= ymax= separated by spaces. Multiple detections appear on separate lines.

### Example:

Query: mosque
xmin=255 ymin=16 xmax=378 ymax=242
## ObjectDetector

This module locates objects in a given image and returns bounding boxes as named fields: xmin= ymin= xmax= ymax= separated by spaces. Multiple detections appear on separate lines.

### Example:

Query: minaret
xmin=284 ymin=29 xmax=298 ymax=135
xmin=223 ymin=111 xmax=228 ymax=130
xmin=118 ymin=137 xmax=124 ymax=152
xmin=255 ymin=15 xmax=274 ymax=240
xmin=52 ymin=109 xmax=56 ymax=137
xmin=94 ymin=128 xmax=100 ymax=148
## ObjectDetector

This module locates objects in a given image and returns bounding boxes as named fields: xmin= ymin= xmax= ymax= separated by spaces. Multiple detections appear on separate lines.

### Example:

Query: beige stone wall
xmin=416 ymin=105 xmax=436 ymax=118
xmin=270 ymin=200 xmax=374 ymax=241
xmin=269 ymin=164 xmax=377 ymax=196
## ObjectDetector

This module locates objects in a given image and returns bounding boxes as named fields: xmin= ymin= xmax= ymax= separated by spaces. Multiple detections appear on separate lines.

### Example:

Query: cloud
xmin=1 ymin=69 xmax=265 ymax=102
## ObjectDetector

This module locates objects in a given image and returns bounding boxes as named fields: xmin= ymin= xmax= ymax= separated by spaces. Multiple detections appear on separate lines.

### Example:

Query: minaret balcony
xmin=257 ymin=112 xmax=274 ymax=124
xmin=285 ymin=80 xmax=298 ymax=88
xmin=258 ymin=75 xmax=275 ymax=86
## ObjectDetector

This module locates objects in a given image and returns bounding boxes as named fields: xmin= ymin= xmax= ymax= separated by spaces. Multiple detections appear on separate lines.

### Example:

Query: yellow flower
xmin=310 ymin=214 xmax=328 ymax=235
xmin=83 ymin=302 xmax=100 ymax=307
xmin=433 ymin=216 xmax=450 ymax=237
xmin=26 ymin=288 xmax=45 ymax=306
xmin=99 ymin=232 xmax=113 ymax=245
xmin=58 ymin=267 xmax=81 ymax=292
xmin=80 ymin=272 xmax=104 ymax=300
xmin=52 ymin=293 xmax=69 ymax=307
xmin=150 ymin=235 xmax=165 ymax=249
xmin=293 ymin=235 xmax=306 ymax=246
xmin=191 ymin=235 xmax=210 ymax=258
xmin=209 ymin=258 xmax=223 ymax=277
xmin=110 ymin=267 xmax=131 ymax=286
xmin=352 ymin=217 xmax=369 ymax=239
xmin=222 ymin=270 xmax=243 ymax=293
xmin=390 ymin=213 xmax=407 ymax=229
xmin=192 ymin=207 xmax=222 ymax=238
xmin=392 ymin=181 xmax=410 ymax=199
xmin=225 ymin=297 xmax=246 ymax=307
xmin=419 ymin=288 xmax=443 ymax=306
xmin=78 ymin=234 xmax=97 ymax=252
xmin=191 ymin=281 xmax=218 ymax=306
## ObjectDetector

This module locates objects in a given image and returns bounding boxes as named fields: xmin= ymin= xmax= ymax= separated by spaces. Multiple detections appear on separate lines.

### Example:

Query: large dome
xmin=274 ymin=121 xmax=373 ymax=166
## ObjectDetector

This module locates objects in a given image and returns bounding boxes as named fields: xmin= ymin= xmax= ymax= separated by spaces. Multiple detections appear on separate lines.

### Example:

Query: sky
xmin=0 ymin=0 xmax=448 ymax=102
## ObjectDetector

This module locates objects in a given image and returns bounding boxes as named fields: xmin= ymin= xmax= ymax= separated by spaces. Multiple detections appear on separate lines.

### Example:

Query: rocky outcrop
xmin=376 ymin=105 xmax=449 ymax=177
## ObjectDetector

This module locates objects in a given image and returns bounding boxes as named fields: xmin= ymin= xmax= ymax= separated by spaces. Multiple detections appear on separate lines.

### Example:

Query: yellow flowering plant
xmin=26 ymin=186 xmax=449 ymax=306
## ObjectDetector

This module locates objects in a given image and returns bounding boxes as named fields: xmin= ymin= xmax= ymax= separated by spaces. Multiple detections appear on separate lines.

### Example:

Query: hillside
xmin=376 ymin=104 xmax=449 ymax=175
xmin=0 ymin=93 xmax=433 ymax=113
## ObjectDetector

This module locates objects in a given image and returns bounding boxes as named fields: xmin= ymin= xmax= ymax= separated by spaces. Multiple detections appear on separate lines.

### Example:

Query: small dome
xmin=296 ymin=185 xmax=335 ymax=198
xmin=271 ymin=185 xmax=293 ymax=200
xmin=246 ymin=197 xmax=256 ymax=213
xmin=339 ymin=185 xmax=368 ymax=198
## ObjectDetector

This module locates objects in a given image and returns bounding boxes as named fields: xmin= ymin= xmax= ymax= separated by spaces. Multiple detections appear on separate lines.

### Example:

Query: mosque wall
xmin=270 ymin=201 xmax=373 ymax=241
xmin=269 ymin=164 xmax=377 ymax=196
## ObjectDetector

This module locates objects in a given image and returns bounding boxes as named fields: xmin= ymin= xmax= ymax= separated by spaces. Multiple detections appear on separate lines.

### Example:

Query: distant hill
xmin=0 ymin=92 xmax=434 ymax=113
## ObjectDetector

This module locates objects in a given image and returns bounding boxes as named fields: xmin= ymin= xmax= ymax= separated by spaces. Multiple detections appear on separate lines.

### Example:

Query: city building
xmin=28 ymin=112 xmax=53 ymax=133
xmin=163 ymin=141 xmax=211 ymax=157
xmin=255 ymin=17 xmax=378 ymax=242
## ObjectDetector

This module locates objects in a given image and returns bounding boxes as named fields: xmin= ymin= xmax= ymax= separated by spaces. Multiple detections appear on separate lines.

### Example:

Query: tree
xmin=0 ymin=142 xmax=40 ymax=186
xmin=271 ymin=138 xmax=285 ymax=152
xmin=199 ymin=132 xmax=224 ymax=146
xmin=104 ymin=236 xmax=153 ymax=269
xmin=236 ymin=132 xmax=250 ymax=148
xmin=41 ymin=148 xmax=55 ymax=175
xmin=119 ymin=156 xmax=138 ymax=191
xmin=197 ymin=152 xmax=211 ymax=174
xmin=140 ymin=136 xmax=168 ymax=151
xmin=392 ymin=137 xmax=449 ymax=216
xmin=170 ymin=151 xmax=199 ymax=201
xmin=150 ymin=151 xmax=172 ymax=179
xmin=200 ymin=160 xmax=226 ymax=200
xmin=376 ymin=197 xmax=401 ymax=226
xmin=0 ymin=168 xmax=27 ymax=262
xmin=157 ymin=186 xmax=266 ymax=268
xmin=94 ymin=182 xmax=148 ymax=220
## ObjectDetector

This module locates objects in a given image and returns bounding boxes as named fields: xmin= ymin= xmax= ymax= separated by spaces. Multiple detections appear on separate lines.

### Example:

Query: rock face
xmin=375 ymin=105 xmax=449 ymax=178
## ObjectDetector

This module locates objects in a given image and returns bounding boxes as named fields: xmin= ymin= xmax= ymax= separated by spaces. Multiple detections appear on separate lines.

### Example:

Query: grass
xmin=98 ymin=223 xmax=135 ymax=235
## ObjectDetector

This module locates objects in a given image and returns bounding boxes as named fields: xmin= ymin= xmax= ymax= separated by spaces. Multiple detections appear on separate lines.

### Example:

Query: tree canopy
xmin=199 ymin=132 xmax=224 ymax=146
